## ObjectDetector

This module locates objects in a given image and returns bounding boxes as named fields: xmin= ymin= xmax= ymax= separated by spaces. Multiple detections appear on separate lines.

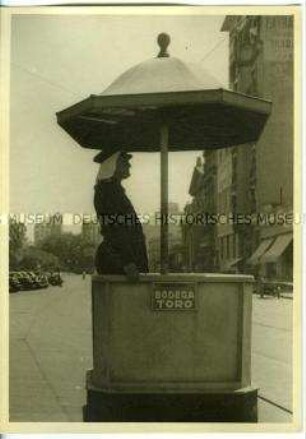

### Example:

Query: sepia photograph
xmin=1 ymin=4 xmax=302 ymax=431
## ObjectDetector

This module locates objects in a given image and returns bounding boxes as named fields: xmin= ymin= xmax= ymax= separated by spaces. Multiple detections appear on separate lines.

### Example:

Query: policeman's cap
xmin=93 ymin=150 xmax=132 ymax=163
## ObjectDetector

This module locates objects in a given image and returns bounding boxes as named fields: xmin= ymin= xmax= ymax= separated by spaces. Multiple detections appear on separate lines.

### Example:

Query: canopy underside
xmin=57 ymin=89 xmax=271 ymax=153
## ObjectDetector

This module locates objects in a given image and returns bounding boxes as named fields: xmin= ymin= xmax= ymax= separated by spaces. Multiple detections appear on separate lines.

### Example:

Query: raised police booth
xmin=57 ymin=34 xmax=271 ymax=422
xmin=87 ymin=273 xmax=255 ymax=421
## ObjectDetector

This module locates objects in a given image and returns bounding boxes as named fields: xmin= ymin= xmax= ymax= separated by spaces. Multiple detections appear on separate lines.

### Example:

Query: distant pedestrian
xmin=82 ymin=271 xmax=86 ymax=280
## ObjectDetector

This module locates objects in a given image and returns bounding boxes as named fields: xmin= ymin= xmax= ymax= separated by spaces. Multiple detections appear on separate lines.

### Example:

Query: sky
xmin=10 ymin=11 xmax=229 ymax=218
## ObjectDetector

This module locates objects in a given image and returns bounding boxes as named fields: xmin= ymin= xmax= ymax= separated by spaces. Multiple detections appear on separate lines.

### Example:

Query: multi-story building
xmin=183 ymin=156 xmax=205 ymax=271
xmin=81 ymin=220 xmax=101 ymax=247
xmin=184 ymin=148 xmax=243 ymax=274
xmin=184 ymin=16 xmax=293 ymax=280
xmin=183 ymin=154 xmax=218 ymax=272
xmin=34 ymin=213 xmax=63 ymax=245
xmin=143 ymin=222 xmax=160 ymax=271
xmin=221 ymin=15 xmax=293 ymax=280
xmin=216 ymin=147 xmax=242 ymax=273
xmin=147 ymin=202 xmax=184 ymax=272
xmin=202 ymin=150 xmax=218 ymax=270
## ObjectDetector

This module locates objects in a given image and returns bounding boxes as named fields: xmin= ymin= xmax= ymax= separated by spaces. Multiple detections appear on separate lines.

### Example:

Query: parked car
xmin=10 ymin=271 xmax=51 ymax=292
xmin=256 ymin=278 xmax=293 ymax=298
xmin=49 ymin=272 xmax=63 ymax=287
xmin=36 ymin=273 xmax=49 ymax=289
xmin=27 ymin=272 xmax=43 ymax=289
xmin=276 ymin=281 xmax=293 ymax=293
xmin=11 ymin=271 xmax=34 ymax=290
xmin=9 ymin=273 xmax=21 ymax=293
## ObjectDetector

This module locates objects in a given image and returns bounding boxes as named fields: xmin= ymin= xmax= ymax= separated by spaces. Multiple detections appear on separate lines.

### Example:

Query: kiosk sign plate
xmin=152 ymin=283 xmax=196 ymax=311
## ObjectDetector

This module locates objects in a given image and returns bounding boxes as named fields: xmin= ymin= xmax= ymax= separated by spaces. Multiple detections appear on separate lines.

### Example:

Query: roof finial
xmin=157 ymin=33 xmax=170 ymax=58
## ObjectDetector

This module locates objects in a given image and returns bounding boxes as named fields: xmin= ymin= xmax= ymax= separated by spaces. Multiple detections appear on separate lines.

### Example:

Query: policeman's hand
xmin=123 ymin=263 xmax=139 ymax=282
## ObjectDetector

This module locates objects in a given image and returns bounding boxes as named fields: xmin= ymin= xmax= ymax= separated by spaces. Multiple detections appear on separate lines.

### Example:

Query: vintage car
xmin=48 ymin=272 xmax=63 ymax=287
xmin=11 ymin=271 xmax=34 ymax=290
xmin=36 ymin=273 xmax=49 ymax=289
xmin=9 ymin=273 xmax=21 ymax=293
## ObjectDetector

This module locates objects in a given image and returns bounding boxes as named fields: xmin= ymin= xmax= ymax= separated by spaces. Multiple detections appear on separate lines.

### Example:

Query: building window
xmin=232 ymin=194 xmax=237 ymax=215
xmin=232 ymin=154 xmax=238 ymax=185
xmin=226 ymin=235 xmax=230 ymax=259
xmin=233 ymin=234 xmax=237 ymax=259
xmin=250 ymin=64 xmax=258 ymax=95
xmin=220 ymin=237 xmax=224 ymax=260
xmin=249 ymin=187 xmax=256 ymax=212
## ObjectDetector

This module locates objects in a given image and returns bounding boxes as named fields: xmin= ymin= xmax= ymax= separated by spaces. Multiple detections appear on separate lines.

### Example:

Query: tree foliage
xmin=9 ymin=220 xmax=97 ymax=272
xmin=38 ymin=232 xmax=96 ymax=272
xmin=9 ymin=219 xmax=27 ymax=270
xmin=21 ymin=246 xmax=59 ymax=271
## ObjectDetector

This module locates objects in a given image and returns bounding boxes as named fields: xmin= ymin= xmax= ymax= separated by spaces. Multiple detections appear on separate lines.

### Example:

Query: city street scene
xmin=8 ymin=8 xmax=297 ymax=426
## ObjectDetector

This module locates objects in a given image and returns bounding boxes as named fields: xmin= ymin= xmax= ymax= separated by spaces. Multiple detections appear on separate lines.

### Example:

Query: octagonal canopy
xmin=57 ymin=33 xmax=271 ymax=155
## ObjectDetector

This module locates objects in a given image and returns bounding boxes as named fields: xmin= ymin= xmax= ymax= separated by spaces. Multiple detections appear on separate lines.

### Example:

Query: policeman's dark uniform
xmin=94 ymin=179 xmax=149 ymax=274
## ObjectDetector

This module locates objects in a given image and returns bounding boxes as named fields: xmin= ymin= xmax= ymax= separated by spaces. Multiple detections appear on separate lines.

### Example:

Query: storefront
xmin=247 ymin=232 xmax=293 ymax=280
xmin=260 ymin=232 xmax=293 ymax=280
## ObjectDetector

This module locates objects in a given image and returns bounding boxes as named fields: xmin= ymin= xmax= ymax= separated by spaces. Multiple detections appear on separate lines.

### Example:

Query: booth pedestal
xmin=85 ymin=273 xmax=257 ymax=422
xmin=84 ymin=371 xmax=257 ymax=422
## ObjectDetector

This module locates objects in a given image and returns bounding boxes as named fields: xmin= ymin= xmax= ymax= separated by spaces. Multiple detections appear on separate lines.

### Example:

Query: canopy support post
xmin=160 ymin=124 xmax=169 ymax=274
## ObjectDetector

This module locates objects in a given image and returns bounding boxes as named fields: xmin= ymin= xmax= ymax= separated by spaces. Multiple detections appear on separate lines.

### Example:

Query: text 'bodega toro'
xmin=152 ymin=283 xmax=196 ymax=311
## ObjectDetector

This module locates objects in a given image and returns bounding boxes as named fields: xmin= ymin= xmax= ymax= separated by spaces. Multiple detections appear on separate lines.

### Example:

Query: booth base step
xmin=84 ymin=374 xmax=258 ymax=422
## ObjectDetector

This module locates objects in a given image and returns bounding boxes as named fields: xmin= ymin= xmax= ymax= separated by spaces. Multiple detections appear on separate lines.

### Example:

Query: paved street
xmin=10 ymin=274 xmax=92 ymax=422
xmin=10 ymin=274 xmax=293 ymax=422
xmin=252 ymin=295 xmax=293 ymax=422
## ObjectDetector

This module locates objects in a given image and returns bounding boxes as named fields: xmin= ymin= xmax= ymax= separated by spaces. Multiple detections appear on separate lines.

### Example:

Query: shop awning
xmin=247 ymin=238 xmax=273 ymax=265
xmin=260 ymin=233 xmax=293 ymax=264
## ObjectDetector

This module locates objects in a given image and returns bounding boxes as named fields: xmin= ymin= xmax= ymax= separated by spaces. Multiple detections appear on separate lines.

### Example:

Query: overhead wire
xmin=11 ymin=61 xmax=81 ymax=98
xmin=12 ymin=17 xmax=247 ymax=95
xmin=199 ymin=15 xmax=250 ymax=64
xmin=199 ymin=37 xmax=228 ymax=64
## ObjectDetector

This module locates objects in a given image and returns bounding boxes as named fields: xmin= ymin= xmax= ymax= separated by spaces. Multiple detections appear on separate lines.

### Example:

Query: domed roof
xmin=102 ymin=57 xmax=222 ymax=96
xmin=102 ymin=33 xmax=222 ymax=96
xmin=57 ymin=33 xmax=272 ymax=153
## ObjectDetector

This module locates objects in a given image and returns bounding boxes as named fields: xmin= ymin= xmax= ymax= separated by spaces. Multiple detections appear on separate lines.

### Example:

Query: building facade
xmin=185 ymin=15 xmax=293 ymax=280
xmin=216 ymin=147 xmax=241 ymax=273
xmin=221 ymin=15 xmax=293 ymax=280
xmin=147 ymin=202 xmax=184 ymax=272
xmin=182 ymin=154 xmax=218 ymax=272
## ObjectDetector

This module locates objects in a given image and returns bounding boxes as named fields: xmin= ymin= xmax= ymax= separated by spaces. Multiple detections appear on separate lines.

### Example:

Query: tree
xmin=9 ymin=219 xmax=27 ymax=270
xmin=38 ymin=232 xmax=96 ymax=272
xmin=21 ymin=246 xmax=59 ymax=271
